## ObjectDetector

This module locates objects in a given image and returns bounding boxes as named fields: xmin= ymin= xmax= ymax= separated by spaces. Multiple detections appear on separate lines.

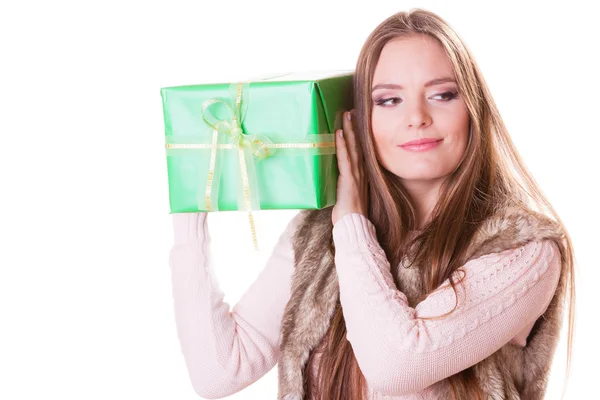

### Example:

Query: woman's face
xmin=371 ymin=34 xmax=470 ymax=185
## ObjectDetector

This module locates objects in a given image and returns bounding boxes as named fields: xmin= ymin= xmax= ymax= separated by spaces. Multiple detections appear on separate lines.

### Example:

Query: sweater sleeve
xmin=332 ymin=213 xmax=562 ymax=396
xmin=168 ymin=211 xmax=305 ymax=399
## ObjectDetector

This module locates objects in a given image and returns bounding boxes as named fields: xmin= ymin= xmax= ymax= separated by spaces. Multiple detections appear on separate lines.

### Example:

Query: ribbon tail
xmin=234 ymin=142 xmax=261 ymax=251
xmin=200 ymin=128 xmax=224 ymax=211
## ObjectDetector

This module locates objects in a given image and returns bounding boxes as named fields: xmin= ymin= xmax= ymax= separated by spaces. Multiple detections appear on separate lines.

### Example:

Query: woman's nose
xmin=405 ymin=100 xmax=432 ymax=129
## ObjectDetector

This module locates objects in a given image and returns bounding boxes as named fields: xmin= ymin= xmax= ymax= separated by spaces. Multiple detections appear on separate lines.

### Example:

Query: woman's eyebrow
xmin=371 ymin=77 xmax=456 ymax=92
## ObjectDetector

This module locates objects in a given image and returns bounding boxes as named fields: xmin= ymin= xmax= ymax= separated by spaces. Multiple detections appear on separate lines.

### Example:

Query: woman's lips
xmin=398 ymin=139 xmax=443 ymax=152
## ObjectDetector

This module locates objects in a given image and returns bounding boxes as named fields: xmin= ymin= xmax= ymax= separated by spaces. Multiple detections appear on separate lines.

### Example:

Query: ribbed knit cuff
xmin=332 ymin=213 xmax=378 ymax=248
xmin=172 ymin=212 xmax=209 ymax=245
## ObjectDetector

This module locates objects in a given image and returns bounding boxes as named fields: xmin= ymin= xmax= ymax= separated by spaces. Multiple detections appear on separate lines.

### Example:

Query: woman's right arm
xmin=168 ymin=211 xmax=306 ymax=399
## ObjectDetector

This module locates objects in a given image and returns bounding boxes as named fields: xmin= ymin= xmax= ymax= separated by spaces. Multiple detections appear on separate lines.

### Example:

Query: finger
xmin=342 ymin=110 xmax=360 ymax=166
xmin=335 ymin=128 xmax=351 ymax=176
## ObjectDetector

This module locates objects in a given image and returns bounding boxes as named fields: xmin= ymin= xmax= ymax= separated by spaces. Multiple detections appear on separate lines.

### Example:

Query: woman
xmin=168 ymin=8 xmax=575 ymax=400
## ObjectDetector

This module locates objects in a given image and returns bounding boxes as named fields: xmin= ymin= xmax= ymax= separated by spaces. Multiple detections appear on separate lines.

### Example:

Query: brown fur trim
xmin=277 ymin=204 xmax=566 ymax=399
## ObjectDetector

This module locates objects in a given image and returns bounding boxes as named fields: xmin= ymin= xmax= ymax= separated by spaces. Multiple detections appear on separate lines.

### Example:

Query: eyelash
xmin=374 ymin=91 xmax=459 ymax=107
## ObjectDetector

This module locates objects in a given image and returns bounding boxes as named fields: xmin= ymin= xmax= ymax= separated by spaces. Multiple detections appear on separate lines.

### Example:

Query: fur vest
xmin=277 ymin=203 xmax=567 ymax=400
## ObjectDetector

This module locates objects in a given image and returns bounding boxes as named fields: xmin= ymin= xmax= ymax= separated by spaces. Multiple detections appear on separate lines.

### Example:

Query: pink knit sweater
xmin=168 ymin=211 xmax=561 ymax=399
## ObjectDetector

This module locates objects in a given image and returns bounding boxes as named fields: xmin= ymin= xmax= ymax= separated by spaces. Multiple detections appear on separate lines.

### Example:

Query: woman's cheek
xmin=372 ymin=136 xmax=392 ymax=169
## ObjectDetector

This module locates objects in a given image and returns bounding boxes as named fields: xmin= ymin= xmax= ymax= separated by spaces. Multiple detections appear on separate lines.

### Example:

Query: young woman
xmin=168 ymin=8 xmax=576 ymax=400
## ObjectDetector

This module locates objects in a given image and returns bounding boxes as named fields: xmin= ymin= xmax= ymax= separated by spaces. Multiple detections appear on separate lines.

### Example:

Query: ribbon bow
xmin=200 ymin=82 xmax=274 ymax=250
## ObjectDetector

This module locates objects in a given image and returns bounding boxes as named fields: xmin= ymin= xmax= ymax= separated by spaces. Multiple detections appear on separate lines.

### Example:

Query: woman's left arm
xmin=332 ymin=213 xmax=562 ymax=396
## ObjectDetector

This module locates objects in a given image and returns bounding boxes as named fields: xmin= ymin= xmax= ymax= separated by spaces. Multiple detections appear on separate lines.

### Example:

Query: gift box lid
xmin=160 ymin=71 xmax=354 ymax=142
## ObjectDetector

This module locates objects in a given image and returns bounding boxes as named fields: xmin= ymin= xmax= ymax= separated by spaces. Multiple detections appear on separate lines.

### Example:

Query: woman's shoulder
xmin=465 ymin=203 xmax=565 ymax=261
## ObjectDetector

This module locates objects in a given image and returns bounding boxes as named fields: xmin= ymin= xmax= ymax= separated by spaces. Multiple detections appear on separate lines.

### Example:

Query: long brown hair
xmin=304 ymin=8 xmax=576 ymax=400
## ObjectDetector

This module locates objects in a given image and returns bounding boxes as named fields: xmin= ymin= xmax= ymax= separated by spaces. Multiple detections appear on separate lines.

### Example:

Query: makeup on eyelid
xmin=373 ymin=91 xmax=458 ymax=106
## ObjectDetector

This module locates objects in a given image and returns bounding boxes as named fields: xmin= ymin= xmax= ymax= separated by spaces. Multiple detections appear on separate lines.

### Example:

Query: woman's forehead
xmin=373 ymin=36 xmax=454 ymax=86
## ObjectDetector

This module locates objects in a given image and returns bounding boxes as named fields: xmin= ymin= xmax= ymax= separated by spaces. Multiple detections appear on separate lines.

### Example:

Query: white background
xmin=1 ymin=0 xmax=598 ymax=399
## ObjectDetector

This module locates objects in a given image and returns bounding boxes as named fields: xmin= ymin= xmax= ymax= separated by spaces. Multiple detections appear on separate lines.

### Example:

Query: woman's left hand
xmin=332 ymin=110 xmax=369 ymax=226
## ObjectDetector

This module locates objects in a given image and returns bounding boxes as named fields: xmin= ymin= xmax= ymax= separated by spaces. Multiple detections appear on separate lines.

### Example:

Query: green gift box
xmin=161 ymin=71 xmax=354 ymax=219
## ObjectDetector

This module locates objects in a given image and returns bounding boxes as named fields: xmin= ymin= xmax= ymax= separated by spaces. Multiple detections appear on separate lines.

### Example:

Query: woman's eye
xmin=433 ymin=91 xmax=459 ymax=101
xmin=375 ymin=97 xmax=401 ymax=107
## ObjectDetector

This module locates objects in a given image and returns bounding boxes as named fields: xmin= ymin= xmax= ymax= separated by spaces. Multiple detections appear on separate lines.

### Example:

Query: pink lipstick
xmin=399 ymin=138 xmax=443 ymax=152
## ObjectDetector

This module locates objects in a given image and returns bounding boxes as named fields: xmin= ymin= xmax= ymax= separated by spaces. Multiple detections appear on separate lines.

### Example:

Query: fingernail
xmin=338 ymin=129 xmax=343 ymax=138
xmin=346 ymin=112 xmax=351 ymax=121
